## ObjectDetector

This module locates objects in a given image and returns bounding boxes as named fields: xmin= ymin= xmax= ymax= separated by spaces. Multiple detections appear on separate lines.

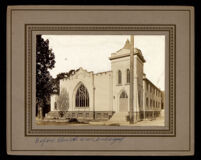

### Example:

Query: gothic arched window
xmin=126 ymin=69 xmax=130 ymax=83
xmin=120 ymin=91 xmax=128 ymax=98
xmin=75 ymin=84 xmax=89 ymax=107
xmin=118 ymin=70 xmax=122 ymax=84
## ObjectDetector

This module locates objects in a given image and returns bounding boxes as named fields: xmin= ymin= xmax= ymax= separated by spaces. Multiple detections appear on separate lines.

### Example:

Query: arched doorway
xmin=119 ymin=91 xmax=128 ymax=112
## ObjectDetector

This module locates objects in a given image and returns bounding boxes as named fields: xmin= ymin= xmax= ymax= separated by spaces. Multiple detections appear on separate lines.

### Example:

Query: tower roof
xmin=109 ymin=39 xmax=146 ymax=62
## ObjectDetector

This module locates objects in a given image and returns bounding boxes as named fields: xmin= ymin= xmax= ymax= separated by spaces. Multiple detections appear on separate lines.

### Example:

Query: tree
xmin=53 ymin=69 xmax=76 ymax=94
xmin=36 ymin=35 xmax=55 ymax=116
xmin=56 ymin=88 xmax=69 ymax=111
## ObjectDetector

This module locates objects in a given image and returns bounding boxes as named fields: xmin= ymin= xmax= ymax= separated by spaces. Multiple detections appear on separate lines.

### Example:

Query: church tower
xmin=109 ymin=39 xmax=146 ymax=122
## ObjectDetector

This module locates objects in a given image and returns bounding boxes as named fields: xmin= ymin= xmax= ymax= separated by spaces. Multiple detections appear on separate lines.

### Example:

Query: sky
xmin=42 ymin=35 xmax=165 ymax=90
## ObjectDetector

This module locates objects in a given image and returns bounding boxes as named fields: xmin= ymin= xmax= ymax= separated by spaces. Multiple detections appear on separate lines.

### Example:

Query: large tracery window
xmin=75 ymin=84 xmax=89 ymax=107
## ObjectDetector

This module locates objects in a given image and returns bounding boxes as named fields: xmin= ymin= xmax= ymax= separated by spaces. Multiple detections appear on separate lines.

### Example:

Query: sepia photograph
xmin=6 ymin=5 xmax=194 ymax=156
xmin=36 ymin=35 xmax=165 ymax=126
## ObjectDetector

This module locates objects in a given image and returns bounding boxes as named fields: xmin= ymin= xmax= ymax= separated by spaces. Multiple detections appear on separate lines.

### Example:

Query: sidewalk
xmin=89 ymin=117 xmax=164 ymax=126
xmin=134 ymin=117 xmax=164 ymax=126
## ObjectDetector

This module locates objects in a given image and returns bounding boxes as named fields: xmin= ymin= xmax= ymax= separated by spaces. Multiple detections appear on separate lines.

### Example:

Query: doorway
xmin=119 ymin=91 xmax=128 ymax=112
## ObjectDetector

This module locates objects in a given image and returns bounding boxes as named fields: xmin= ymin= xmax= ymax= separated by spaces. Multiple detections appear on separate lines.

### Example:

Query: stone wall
xmin=46 ymin=111 xmax=115 ymax=120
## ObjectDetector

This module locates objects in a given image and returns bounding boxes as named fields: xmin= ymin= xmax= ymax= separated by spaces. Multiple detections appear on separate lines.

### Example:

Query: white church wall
xmin=110 ymin=54 xmax=145 ymax=116
xmin=94 ymin=71 xmax=112 ymax=111
xmin=142 ymin=78 xmax=146 ymax=116
xmin=134 ymin=56 xmax=144 ymax=112
xmin=111 ymin=56 xmax=131 ymax=112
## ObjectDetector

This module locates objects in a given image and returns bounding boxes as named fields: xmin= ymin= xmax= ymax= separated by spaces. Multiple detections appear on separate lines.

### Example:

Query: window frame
xmin=75 ymin=84 xmax=89 ymax=107
xmin=117 ymin=70 xmax=122 ymax=84
xmin=126 ymin=68 xmax=130 ymax=83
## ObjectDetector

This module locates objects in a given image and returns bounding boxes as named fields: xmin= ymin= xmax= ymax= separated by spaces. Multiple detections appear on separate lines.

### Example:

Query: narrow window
xmin=126 ymin=69 xmax=130 ymax=83
xmin=118 ymin=70 xmax=122 ymax=84
xmin=146 ymin=97 xmax=149 ymax=107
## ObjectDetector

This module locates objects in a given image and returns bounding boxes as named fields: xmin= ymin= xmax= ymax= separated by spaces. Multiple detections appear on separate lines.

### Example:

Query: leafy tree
xmin=36 ymin=35 xmax=55 ymax=116
xmin=53 ymin=70 xmax=76 ymax=94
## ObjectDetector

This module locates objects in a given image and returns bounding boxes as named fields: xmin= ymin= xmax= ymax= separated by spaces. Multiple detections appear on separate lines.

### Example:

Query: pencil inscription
xmin=35 ymin=137 xmax=125 ymax=146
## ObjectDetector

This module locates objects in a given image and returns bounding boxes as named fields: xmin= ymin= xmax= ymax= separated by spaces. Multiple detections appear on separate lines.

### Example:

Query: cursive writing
xmin=35 ymin=137 xmax=124 ymax=146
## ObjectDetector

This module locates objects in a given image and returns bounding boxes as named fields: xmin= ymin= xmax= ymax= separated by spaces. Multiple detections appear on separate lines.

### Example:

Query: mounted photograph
xmin=36 ymin=35 xmax=165 ymax=126
xmin=7 ymin=6 xmax=194 ymax=156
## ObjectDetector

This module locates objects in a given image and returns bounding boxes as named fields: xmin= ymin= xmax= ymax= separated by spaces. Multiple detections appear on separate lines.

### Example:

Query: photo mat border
xmin=6 ymin=6 xmax=194 ymax=155
xmin=25 ymin=24 xmax=176 ymax=137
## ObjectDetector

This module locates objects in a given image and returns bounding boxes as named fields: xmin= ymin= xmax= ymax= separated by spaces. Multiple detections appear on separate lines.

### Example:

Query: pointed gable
xmin=109 ymin=39 xmax=146 ymax=63
xmin=72 ymin=67 xmax=93 ymax=79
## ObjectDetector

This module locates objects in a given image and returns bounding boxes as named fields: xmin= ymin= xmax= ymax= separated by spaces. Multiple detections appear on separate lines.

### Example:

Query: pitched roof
xmin=109 ymin=39 xmax=146 ymax=62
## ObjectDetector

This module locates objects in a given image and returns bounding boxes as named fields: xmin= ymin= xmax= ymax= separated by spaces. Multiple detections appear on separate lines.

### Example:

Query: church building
xmin=46 ymin=40 xmax=164 ymax=123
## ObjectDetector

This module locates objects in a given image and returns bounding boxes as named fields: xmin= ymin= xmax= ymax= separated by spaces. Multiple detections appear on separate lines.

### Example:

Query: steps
xmin=108 ymin=112 xmax=129 ymax=123
xmin=45 ymin=111 xmax=60 ymax=119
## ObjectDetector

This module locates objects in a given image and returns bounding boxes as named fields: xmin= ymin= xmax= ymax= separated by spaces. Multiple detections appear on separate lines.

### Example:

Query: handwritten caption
xmin=35 ymin=137 xmax=124 ymax=146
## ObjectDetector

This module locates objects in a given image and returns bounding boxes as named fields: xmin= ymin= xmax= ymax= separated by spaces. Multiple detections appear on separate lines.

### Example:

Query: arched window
xmin=118 ymin=70 xmax=122 ymax=84
xmin=120 ymin=91 xmax=128 ymax=98
xmin=126 ymin=69 xmax=130 ymax=83
xmin=75 ymin=84 xmax=89 ymax=107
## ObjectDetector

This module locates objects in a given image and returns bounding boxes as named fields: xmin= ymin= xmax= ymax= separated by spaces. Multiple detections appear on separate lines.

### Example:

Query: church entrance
xmin=119 ymin=91 xmax=128 ymax=112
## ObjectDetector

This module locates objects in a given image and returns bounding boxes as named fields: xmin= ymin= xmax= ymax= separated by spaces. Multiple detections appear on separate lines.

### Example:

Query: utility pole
xmin=93 ymin=74 xmax=95 ymax=119
xmin=129 ymin=35 xmax=134 ymax=124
